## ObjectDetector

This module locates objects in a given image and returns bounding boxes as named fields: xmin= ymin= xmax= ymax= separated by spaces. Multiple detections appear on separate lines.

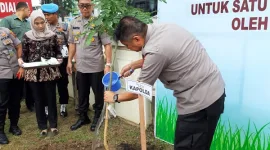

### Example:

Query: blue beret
xmin=41 ymin=3 xmax=59 ymax=13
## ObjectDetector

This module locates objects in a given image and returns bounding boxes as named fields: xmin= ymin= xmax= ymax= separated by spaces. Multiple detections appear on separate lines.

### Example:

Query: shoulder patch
xmin=70 ymin=16 xmax=81 ymax=25
xmin=75 ymin=16 xmax=82 ymax=22
xmin=74 ymin=15 xmax=81 ymax=19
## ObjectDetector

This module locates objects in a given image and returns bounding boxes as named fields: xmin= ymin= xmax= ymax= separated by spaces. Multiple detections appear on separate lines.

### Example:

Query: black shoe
xmin=90 ymin=117 xmax=99 ymax=131
xmin=60 ymin=111 xmax=68 ymax=118
xmin=90 ymin=110 xmax=102 ymax=132
xmin=9 ymin=126 xmax=22 ymax=136
xmin=0 ymin=133 xmax=9 ymax=144
xmin=70 ymin=118 xmax=91 ymax=131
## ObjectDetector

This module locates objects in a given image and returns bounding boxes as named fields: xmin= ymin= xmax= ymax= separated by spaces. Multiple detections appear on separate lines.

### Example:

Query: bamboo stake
xmin=104 ymin=45 xmax=117 ymax=150
xmin=104 ymin=67 xmax=113 ymax=150
xmin=104 ymin=102 xmax=109 ymax=150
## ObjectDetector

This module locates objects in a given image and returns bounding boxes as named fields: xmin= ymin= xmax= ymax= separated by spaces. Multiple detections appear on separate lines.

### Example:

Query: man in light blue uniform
xmin=41 ymin=3 xmax=70 ymax=118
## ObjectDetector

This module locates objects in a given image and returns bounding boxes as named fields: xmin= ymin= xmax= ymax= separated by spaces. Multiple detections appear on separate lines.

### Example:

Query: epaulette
xmin=74 ymin=15 xmax=81 ymax=19
xmin=70 ymin=15 xmax=82 ymax=23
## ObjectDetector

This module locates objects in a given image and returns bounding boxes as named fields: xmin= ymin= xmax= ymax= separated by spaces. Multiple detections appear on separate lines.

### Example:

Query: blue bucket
xmin=102 ymin=72 xmax=121 ymax=92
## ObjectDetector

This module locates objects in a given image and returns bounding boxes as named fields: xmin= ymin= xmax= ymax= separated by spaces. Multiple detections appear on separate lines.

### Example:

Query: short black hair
xmin=43 ymin=11 xmax=58 ymax=14
xmin=16 ymin=2 xmax=28 ymax=10
xmin=114 ymin=16 xmax=147 ymax=42
xmin=78 ymin=0 xmax=92 ymax=3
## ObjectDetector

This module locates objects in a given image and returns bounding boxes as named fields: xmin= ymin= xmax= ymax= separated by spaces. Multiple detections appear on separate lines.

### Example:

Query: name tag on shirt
xmin=73 ymin=27 xmax=80 ymax=29
xmin=1 ymin=36 xmax=13 ymax=45
xmin=3 ymin=39 xmax=12 ymax=45
xmin=61 ymin=45 xmax=68 ymax=58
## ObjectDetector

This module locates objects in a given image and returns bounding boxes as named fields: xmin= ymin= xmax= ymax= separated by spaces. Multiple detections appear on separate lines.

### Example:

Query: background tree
xmin=85 ymin=0 xmax=166 ymax=45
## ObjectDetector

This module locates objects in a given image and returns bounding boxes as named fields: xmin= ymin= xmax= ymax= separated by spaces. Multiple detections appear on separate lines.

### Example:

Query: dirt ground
xmin=0 ymin=99 xmax=173 ymax=150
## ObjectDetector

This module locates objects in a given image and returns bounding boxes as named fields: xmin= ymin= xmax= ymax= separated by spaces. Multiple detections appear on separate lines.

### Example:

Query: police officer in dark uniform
xmin=41 ymin=3 xmax=69 ymax=117
xmin=0 ymin=27 xmax=24 ymax=144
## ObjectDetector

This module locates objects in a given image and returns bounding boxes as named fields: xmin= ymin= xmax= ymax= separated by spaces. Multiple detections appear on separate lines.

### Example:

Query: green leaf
xmin=80 ymin=0 xmax=167 ymax=41
xmin=94 ymin=18 xmax=103 ymax=26
xmin=85 ymin=30 xmax=96 ymax=46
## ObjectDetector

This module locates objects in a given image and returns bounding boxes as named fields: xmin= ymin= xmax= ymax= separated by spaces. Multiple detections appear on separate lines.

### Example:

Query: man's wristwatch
xmin=129 ymin=68 xmax=134 ymax=74
xmin=113 ymin=94 xmax=120 ymax=103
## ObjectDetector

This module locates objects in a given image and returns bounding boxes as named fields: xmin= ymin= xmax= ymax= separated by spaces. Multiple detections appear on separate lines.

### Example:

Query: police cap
xmin=41 ymin=3 xmax=59 ymax=14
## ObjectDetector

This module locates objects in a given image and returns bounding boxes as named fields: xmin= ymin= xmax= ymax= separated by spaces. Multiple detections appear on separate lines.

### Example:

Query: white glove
xmin=18 ymin=58 xmax=24 ymax=67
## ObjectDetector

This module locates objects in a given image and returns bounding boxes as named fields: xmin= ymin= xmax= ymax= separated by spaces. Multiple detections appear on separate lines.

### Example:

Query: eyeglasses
xmin=78 ymin=3 xmax=92 ymax=9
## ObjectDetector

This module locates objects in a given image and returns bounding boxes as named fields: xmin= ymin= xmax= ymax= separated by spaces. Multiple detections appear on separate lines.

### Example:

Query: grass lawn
xmin=0 ymin=99 xmax=173 ymax=150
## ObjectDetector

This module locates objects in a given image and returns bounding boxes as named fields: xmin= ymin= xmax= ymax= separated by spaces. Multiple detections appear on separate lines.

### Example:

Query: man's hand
xmin=104 ymin=66 xmax=110 ymax=74
xmin=16 ymin=68 xmax=24 ymax=79
xmin=104 ymin=91 xmax=115 ymax=103
xmin=66 ymin=62 xmax=73 ymax=75
xmin=120 ymin=64 xmax=134 ymax=77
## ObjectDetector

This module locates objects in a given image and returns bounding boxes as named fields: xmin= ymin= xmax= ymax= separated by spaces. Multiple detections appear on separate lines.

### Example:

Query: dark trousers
xmin=56 ymin=58 xmax=69 ymax=104
xmin=174 ymin=92 xmax=225 ymax=150
xmin=0 ymin=79 xmax=23 ymax=126
xmin=29 ymin=81 xmax=57 ymax=130
xmin=24 ymin=81 xmax=34 ymax=109
xmin=76 ymin=71 xmax=104 ymax=116
xmin=43 ymin=58 xmax=69 ymax=107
